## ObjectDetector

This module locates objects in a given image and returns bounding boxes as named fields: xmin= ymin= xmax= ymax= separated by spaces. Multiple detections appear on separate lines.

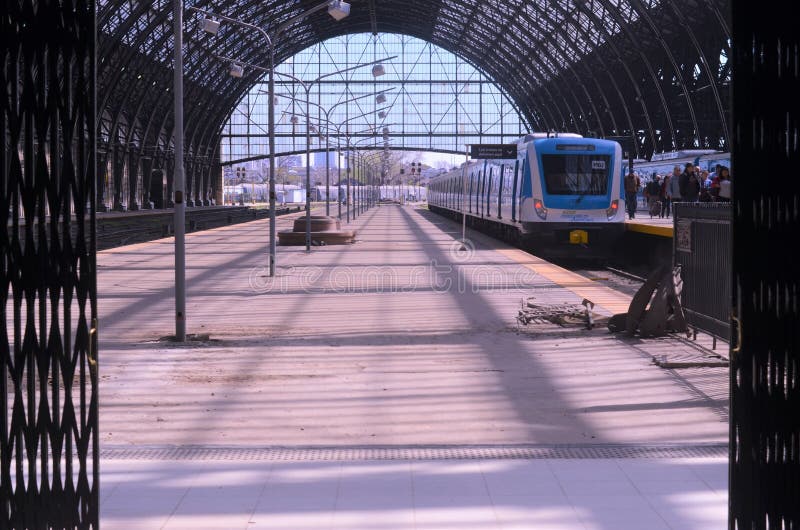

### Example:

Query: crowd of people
xmin=623 ymin=162 xmax=732 ymax=219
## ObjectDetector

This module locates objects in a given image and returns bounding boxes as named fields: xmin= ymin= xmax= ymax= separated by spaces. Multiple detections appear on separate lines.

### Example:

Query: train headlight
xmin=606 ymin=200 xmax=619 ymax=220
xmin=534 ymin=198 xmax=547 ymax=220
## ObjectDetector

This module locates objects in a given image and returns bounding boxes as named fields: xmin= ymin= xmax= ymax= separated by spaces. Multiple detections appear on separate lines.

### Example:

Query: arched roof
xmin=98 ymin=0 xmax=730 ymax=164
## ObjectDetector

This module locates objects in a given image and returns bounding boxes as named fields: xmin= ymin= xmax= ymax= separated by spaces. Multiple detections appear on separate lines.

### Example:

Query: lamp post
xmin=318 ymin=118 xmax=390 ymax=223
xmin=344 ymin=124 xmax=394 ymax=217
xmin=268 ymin=64 xmax=392 ymax=250
xmin=216 ymin=55 xmax=394 ymax=250
xmin=351 ymin=149 xmax=384 ymax=214
xmin=173 ymin=0 xmax=186 ymax=340
xmin=269 ymin=90 xmax=394 ymax=217
xmin=191 ymin=0 xmax=351 ymax=276
xmin=348 ymin=137 xmax=384 ymax=218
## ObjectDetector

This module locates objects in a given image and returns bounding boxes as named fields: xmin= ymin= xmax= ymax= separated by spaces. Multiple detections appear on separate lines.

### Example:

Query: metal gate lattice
xmin=2 ymin=1 xmax=99 ymax=528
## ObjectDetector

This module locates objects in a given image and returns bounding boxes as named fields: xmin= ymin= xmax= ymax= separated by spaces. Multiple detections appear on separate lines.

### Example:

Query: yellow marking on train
xmin=569 ymin=229 xmax=588 ymax=244
xmin=625 ymin=222 xmax=673 ymax=238
xmin=495 ymin=248 xmax=632 ymax=315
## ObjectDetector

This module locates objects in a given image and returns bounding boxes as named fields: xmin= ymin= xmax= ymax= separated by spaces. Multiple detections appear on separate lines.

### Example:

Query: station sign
xmin=470 ymin=144 xmax=517 ymax=159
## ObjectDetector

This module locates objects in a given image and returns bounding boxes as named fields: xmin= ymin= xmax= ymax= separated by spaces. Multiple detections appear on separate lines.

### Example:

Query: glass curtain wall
xmin=221 ymin=33 xmax=529 ymax=164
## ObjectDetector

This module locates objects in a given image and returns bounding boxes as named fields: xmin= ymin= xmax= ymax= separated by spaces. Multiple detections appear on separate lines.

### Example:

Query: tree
xmin=435 ymin=160 xmax=452 ymax=172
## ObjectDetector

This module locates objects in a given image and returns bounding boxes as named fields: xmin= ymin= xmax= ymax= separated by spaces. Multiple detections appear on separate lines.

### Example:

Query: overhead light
xmin=376 ymin=93 xmax=387 ymax=104
xmin=382 ymin=127 xmax=389 ymax=134
xmin=202 ymin=18 xmax=220 ymax=35
xmin=372 ymin=64 xmax=385 ymax=77
xmin=290 ymin=115 xmax=299 ymax=124
xmin=378 ymin=111 xmax=387 ymax=119
xmin=229 ymin=63 xmax=244 ymax=78
xmin=328 ymin=0 xmax=350 ymax=21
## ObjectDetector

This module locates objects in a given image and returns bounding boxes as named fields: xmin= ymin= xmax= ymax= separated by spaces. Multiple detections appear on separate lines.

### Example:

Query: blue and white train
xmin=428 ymin=133 xmax=626 ymax=258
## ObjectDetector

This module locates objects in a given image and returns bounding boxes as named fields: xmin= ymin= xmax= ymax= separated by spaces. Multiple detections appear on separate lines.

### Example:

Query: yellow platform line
xmin=495 ymin=248 xmax=632 ymax=315
xmin=625 ymin=222 xmax=673 ymax=238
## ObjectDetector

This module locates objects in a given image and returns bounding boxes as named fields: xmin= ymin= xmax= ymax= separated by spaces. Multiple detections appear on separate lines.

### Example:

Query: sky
xmin=313 ymin=150 xmax=466 ymax=170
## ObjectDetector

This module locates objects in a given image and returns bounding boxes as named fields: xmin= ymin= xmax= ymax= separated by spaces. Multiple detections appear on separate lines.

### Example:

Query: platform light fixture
xmin=229 ymin=62 xmax=244 ymax=78
xmin=327 ymin=0 xmax=351 ymax=21
xmin=202 ymin=18 xmax=220 ymax=35
xmin=372 ymin=63 xmax=385 ymax=77
xmin=376 ymin=93 xmax=387 ymax=104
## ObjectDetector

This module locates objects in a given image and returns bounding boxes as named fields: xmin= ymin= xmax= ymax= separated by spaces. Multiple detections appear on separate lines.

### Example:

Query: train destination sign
xmin=470 ymin=144 xmax=517 ymax=159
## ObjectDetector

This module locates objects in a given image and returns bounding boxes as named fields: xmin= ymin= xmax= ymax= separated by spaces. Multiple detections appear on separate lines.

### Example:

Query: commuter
xmin=665 ymin=165 xmax=681 ymax=217
xmin=717 ymin=166 xmax=732 ymax=202
xmin=709 ymin=163 xmax=722 ymax=182
xmin=624 ymin=172 xmax=640 ymax=219
xmin=679 ymin=162 xmax=700 ymax=202
xmin=658 ymin=174 xmax=669 ymax=218
xmin=644 ymin=176 xmax=662 ymax=218
xmin=699 ymin=170 xmax=713 ymax=202
xmin=702 ymin=169 xmax=712 ymax=189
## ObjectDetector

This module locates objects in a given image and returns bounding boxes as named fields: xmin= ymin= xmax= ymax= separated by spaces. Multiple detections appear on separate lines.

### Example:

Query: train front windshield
xmin=541 ymin=154 xmax=611 ymax=195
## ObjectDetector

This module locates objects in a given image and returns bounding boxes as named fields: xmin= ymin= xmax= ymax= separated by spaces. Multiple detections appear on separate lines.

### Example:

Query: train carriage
xmin=428 ymin=133 xmax=626 ymax=259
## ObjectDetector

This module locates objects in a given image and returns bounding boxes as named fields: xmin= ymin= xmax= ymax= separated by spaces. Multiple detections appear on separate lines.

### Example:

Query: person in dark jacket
xmin=624 ymin=172 xmax=640 ymax=219
xmin=644 ymin=176 xmax=662 ymax=218
xmin=678 ymin=163 xmax=700 ymax=202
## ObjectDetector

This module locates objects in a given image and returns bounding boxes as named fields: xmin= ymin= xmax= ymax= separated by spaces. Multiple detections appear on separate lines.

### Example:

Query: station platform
xmin=625 ymin=215 xmax=674 ymax=238
xmin=97 ymin=204 xmax=727 ymax=529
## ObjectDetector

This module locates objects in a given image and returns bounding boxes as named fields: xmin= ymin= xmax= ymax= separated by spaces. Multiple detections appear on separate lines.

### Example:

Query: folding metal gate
xmin=2 ymin=1 xmax=99 ymax=528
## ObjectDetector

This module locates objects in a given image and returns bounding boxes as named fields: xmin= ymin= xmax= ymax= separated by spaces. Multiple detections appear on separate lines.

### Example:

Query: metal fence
xmin=673 ymin=202 xmax=732 ymax=340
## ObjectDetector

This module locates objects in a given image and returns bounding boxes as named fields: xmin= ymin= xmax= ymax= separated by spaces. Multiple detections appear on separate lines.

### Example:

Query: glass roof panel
xmin=220 ymin=32 xmax=528 ymax=162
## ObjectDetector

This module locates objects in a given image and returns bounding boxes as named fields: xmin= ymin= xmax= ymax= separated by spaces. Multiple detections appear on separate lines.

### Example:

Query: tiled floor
xmin=94 ymin=205 xmax=729 ymax=529
xmin=100 ymin=457 xmax=727 ymax=529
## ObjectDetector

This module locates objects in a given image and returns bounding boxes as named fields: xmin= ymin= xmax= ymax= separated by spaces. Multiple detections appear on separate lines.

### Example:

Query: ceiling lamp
xmin=202 ymin=18 xmax=220 ymax=35
xmin=229 ymin=63 xmax=244 ymax=78
xmin=327 ymin=1 xmax=351 ymax=21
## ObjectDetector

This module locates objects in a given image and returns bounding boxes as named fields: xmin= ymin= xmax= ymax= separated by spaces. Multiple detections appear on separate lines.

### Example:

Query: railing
xmin=673 ymin=202 xmax=732 ymax=340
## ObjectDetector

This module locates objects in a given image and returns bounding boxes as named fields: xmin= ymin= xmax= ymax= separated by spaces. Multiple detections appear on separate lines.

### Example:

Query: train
xmin=222 ymin=184 xmax=427 ymax=205
xmin=428 ymin=133 xmax=625 ymax=259
xmin=633 ymin=149 xmax=731 ymax=179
